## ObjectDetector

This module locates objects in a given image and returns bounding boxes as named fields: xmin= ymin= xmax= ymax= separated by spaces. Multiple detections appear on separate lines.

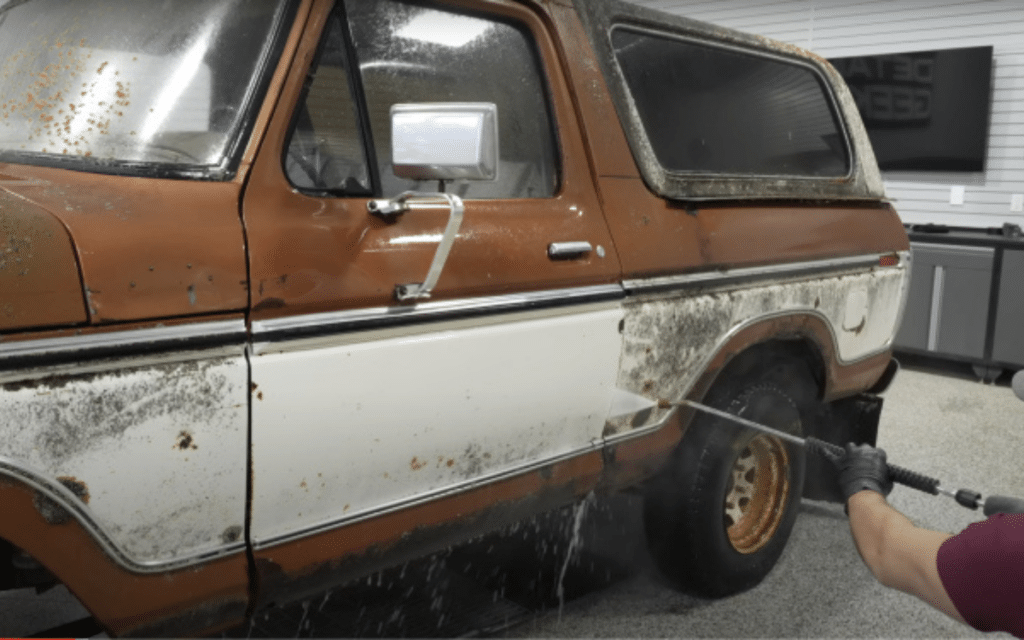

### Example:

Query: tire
xmin=643 ymin=358 xmax=816 ymax=597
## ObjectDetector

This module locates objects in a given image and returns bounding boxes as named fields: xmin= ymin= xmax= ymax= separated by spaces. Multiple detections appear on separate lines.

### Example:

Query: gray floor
xmin=511 ymin=360 xmax=1022 ymax=638
xmin=2 ymin=359 xmax=1021 ymax=637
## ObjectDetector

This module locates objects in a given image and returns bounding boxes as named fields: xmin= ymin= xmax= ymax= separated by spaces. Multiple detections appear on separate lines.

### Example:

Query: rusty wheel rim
xmin=723 ymin=434 xmax=790 ymax=554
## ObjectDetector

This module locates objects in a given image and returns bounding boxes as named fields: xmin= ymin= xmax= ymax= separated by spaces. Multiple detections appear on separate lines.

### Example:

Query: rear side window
xmin=611 ymin=28 xmax=849 ymax=178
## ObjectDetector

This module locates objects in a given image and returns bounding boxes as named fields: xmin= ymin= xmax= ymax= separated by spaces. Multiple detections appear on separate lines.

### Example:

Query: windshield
xmin=0 ymin=0 xmax=288 ymax=177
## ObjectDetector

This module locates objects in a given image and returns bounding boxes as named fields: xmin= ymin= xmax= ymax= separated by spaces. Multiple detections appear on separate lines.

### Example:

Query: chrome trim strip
xmin=0 ymin=457 xmax=245 ymax=574
xmin=0 ymin=319 xmax=247 ymax=369
xmin=602 ymin=406 xmax=679 ymax=446
xmin=623 ymin=253 xmax=889 ymax=293
xmin=251 ymin=284 xmax=625 ymax=344
xmin=254 ymin=438 xmax=605 ymax=550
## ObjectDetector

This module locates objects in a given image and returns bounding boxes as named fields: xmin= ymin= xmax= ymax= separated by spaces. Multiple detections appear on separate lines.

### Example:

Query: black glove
xmin=821 ymin=442 xmax=894 ymax=501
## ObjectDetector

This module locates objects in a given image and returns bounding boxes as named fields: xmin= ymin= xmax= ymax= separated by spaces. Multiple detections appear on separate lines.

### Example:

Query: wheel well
xmin=710 ymin=338 xmax=826 ymax=403
xmin=0 ymin=534 xmax=59 ymax=593
xmin=0 ymin=537 xmax=14 ymax=591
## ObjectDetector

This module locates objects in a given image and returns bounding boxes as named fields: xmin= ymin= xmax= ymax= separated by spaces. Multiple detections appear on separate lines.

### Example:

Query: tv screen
xmin=829 ymin=46 xmax=993 ymax=172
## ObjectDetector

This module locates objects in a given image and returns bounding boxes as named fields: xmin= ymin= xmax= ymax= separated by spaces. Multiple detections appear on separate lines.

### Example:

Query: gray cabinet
xmin=992 ymin=249 xmax=1024 ymax=364
xmin=895 ymin=232 xmax=1024 ymax=374
xmin=895 ymin=243 xmax=994 ymax=358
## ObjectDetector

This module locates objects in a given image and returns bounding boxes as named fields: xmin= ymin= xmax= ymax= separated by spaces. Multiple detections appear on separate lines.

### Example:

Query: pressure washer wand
xmin=679 ymin=399 xmax=1024 ymax=516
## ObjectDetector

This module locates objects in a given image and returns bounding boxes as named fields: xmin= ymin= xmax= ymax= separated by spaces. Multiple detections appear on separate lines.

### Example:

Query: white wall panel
xmin=630 ymin=0 xmax=1024 ymax=229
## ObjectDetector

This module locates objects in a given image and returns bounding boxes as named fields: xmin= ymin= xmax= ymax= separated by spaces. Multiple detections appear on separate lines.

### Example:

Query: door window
xmin=285 ymin=0 xmax=559 ymax=199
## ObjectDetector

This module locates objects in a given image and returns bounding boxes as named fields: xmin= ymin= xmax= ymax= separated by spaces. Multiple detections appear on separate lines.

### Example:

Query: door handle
xmin=548 ymin=241 xmax=593 ymax=259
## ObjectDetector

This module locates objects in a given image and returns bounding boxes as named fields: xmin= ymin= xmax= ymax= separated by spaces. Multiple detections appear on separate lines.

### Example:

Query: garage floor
xmin=510 ymin=356 xmax=1022 ymax=638
xmin=2 ymin=356 xmax=1021 ymax=638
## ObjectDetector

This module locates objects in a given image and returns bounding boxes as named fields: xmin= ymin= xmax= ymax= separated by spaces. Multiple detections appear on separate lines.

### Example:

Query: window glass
xmin=284 ymin=11 xmax=370 ymax=194
xmin=612 ymin=28 xmax=849 ymax=178
xmin=0 ymin=0 xmax=287 ymax=174
xmin=345 ymin=0 xmax=558 ymax=199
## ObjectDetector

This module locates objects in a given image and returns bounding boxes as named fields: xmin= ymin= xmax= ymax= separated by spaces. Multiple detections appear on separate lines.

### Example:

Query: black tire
xmin=643 ymin=357 xmax=817 ymax=597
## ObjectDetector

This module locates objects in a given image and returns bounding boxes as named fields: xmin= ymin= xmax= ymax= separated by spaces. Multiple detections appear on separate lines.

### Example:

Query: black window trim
xmin=280 ymin=2 xmax=375 ymax=198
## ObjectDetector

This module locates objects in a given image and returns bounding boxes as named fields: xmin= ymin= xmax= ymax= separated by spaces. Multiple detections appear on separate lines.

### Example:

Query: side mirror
xmin=390 ymin=103 xmax=498 ymax=181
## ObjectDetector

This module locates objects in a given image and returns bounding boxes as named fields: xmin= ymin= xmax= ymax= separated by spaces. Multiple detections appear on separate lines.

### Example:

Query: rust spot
xmin=657 ymin=398 xmax=672 ymax=409
xmin=300 ymin=480 xmax=307 ymax=489
xmin=257 ymin=391 xmax=264 ymax=401
xmin=57 ymin=476 xmax=89 ymax=504
xmin=642 ymin=379 xmax=655 ymax=393
xmin=343 ymin=504 xmax=350 ymax=512
xmin=814 ymin=297 xmax=821 ymax=308
xmin=174 ymin=430 xmax=198 ymax=451
xmin=250 ymin=382 xmax=258 ymax=392
xmin=222 ymin=525 xmax=243 ymax=544
xmin=410 ymin=456 xmax=426 ymax=471
xmin=34 ymin=476 xmax=90 ymax=525
xmin=446 ymin=459 xmax=454 ymax=467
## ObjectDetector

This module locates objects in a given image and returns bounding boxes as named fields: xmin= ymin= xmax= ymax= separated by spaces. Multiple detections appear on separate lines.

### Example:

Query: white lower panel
xmin=250 ymin=307 xmax=623 ymax=545
xmin=0 ymin=354 xmax=248 ymax=566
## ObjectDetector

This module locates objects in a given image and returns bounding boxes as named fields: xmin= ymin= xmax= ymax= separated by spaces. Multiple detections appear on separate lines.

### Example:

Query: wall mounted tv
xmin=828 ymin=46 xmax=993 ymax=172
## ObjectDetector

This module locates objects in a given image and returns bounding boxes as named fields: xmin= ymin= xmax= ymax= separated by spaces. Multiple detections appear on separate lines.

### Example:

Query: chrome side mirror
xmin=390 ymin=103 xmax=498 ymax=181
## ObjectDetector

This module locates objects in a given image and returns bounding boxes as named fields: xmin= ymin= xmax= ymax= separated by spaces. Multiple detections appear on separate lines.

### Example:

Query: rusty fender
xmin=605 ymin=265 xmax=906 ymax=438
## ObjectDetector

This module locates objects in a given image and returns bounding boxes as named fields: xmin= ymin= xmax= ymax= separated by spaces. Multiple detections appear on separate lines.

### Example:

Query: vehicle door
xmin=242 ymin=0 xmax=623 ymax=555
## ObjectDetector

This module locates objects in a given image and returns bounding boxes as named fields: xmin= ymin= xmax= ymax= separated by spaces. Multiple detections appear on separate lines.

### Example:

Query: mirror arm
xmin=367 ymin=191 xmax=465 ymax=302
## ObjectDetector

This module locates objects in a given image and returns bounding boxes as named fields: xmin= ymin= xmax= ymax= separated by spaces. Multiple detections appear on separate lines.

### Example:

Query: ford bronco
xmin=0 ymin=0 xmax=909 ymax=635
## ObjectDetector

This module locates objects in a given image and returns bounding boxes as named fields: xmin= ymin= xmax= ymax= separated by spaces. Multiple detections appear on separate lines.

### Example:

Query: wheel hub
xmin=723 ymin=433 xmax=790 ymax=554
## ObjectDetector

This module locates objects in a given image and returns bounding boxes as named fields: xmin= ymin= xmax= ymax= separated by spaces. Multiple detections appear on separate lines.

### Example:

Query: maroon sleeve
xmin=936 ymin=513 xmax=1024 ymax=638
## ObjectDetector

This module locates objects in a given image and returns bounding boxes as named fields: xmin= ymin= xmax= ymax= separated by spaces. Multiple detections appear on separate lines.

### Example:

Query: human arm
xmin=823 ymin=443 xmax=966 ymax=625
xmin=846 ymin=490 xmax=965 ymax=624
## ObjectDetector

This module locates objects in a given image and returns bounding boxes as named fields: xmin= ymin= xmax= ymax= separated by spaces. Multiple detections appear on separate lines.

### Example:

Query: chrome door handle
xmin=548 ymin=241 xmax=593 ymax=259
